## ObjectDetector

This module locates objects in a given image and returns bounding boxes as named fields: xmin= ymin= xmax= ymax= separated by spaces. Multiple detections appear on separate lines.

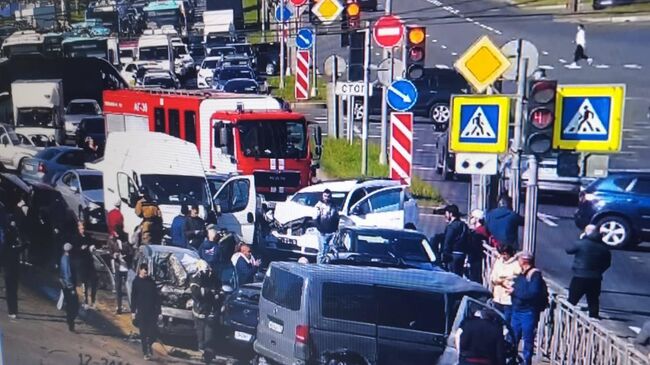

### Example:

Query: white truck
xmin=11 ymin=79 xmax=65 ymax=145
xmin=202 ymin=10 xmax=234 ymax=54
xmin=136 ymin=34 xmax=174 ymax=74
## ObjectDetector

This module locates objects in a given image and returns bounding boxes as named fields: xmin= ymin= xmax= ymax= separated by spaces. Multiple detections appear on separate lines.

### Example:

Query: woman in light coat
xmin=490 ymin=244 xmax=521 ymax=322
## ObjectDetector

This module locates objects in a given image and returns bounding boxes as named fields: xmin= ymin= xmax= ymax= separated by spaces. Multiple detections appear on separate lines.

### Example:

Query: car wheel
xmin=430 ymin=103 xmax=450 ymax=129
xmin=596 ymin=216 xmax=632 ymax=248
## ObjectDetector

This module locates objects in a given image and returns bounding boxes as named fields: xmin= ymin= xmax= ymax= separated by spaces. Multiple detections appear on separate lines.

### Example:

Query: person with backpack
xmin=441 ymin=205 xmax=470 ymax=276
xmin=485 ymin=197 xmax=524 ymax=249
xmin=508 ymin=251 xmax=549 ymax=365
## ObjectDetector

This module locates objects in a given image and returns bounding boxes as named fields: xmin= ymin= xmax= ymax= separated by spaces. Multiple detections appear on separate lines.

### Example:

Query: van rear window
xmin=262 ymin=268 xmax=304 ymax=311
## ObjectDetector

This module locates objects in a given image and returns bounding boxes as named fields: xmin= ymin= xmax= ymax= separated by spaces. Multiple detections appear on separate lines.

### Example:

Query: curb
xmin=554 ymin=13 xmax=650 ymax=23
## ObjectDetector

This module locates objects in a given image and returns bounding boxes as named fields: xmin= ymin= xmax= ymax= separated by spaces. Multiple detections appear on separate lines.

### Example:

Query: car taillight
xmin=38 ymin=162 xmax=46 ymax=173
xmin=295 ymin=325 xmax=309 ymax=344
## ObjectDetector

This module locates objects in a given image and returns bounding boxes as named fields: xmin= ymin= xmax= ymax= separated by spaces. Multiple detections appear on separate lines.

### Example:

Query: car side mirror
xmin=221 ymin=284 xmax=234 ymax=294
xmin=351 ymin=205 xmax=362 ymax=215
xmin=70 ymin=185 xmax=79 ymax=193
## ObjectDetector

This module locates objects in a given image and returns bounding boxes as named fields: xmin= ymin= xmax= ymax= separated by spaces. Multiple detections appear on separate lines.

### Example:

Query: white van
xmin=137 ymin=34 xmax=173 ymax=73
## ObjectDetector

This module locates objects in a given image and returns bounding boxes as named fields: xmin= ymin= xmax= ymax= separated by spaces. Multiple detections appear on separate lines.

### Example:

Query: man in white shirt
xmin=569 ymin=24 xmax=593 ymax=68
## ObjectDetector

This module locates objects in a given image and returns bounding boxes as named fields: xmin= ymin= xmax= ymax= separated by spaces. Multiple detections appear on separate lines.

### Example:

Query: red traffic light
xmin=409 ymin=47 xmax=424 ymax=62
xmin=530 ymin=107 xmax=554 ymax=129
xmin=530 ymin=80 xmax=557 ymax=104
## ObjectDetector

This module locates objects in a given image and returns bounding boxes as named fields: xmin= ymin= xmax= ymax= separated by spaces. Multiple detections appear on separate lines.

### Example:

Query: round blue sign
xmin=275 ymin=5 xmax=292 ymax=22
xmin=296 ymin=28 xmax=314 ymax=50
xmin=386 ymin=79 xmax=418 ymax=112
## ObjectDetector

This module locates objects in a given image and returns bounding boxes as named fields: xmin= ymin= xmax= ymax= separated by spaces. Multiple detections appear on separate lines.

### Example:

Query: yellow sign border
xmin=311 ymin=0 xmax=344 ymax=24
xmin=552 ymin=84 xmax=625 ymax=153
xmin=449 ymin=95 xmax=511 ymax=153
xmin=454 ymin=35 xmax=511 ymax=94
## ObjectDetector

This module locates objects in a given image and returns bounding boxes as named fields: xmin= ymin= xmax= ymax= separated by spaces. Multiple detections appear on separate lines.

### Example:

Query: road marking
xmin=414 ymin=166 xmax=436 ymax=171
xmin=594 ymin=64 xmax=610 ymax=69
xmin=624 ymin=64 xmax=643 ymax=69
xmin=539 ymin=65 xmax=554 ymax=70
xmin=630 ymin=326 xmax=642 ymax=334
xmin=558 ymin=58 xmax=567 ymax=63
xmin=432 ymin=39 xmax=438 ymax=43
xmin=538 ymin=213 xmax=559 ymax=227
xmin=627 ymin=145 xmax=650 ymax=149
xmin=542 ymin=51 xmax=549 ymax=55
xmin=441 ymin=45 xmax=447 ymax=49
xmin=425 ymin=0 xmax=502 ymax=35
xmin=422 ymin=143 xmax=437 ymax=147
xmin=451 ymin=52 xmax=458 ymax=56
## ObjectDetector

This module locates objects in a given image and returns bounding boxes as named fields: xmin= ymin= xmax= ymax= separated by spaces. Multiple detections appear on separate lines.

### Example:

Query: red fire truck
xmin=102 ymin=89 xmax=322 ymax=199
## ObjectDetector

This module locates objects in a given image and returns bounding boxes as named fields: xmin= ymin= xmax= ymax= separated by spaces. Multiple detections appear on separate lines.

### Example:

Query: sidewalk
xmin=500 ymin=0 xmax=650 ymax=23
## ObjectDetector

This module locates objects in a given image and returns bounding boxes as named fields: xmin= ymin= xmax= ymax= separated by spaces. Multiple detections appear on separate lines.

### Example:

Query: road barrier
xmin=482 ymin=244 xmax=650 ymax=365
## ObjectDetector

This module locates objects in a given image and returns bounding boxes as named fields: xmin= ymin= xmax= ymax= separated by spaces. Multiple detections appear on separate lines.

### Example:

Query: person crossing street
xmin=568 ymin=24 xmax=593 ymax=68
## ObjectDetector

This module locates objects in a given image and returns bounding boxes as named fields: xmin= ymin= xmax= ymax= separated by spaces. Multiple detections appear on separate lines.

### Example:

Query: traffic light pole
xmin=511 ymin=39 xmax=528 ymax=214
xmin=279 ymin=0 xmax=286 ymax=89
xmin=361 ymin=24 xmax=371 ymax=175
xmin=379 ymin=0 xmax=393 ymax=166
xmin=523 ymin=154 xmax=539 ymax=255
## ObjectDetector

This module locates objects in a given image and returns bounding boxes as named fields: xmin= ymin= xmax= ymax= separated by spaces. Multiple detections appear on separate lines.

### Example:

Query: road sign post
xmin=278 ymin=0 xmax=287 ymax=89
xmin=512 ymin=39 xmax=529 ymax=214
xmin=523 ymin=154 xmax=539 ymax=256
xmin=329 ymin=56 xmax=339 ymax=138
xmin=361 ymin=24 xmax=371 ymax=175
xmin=390 ymin=112 xmax=413 ymax=184
xmin=379 ymin=0 xmax=394 ymax=166
xmin=295 ymin=50 xmax=310 ymax=100
xmin=311 ymin=27 xmax=318 ymax=97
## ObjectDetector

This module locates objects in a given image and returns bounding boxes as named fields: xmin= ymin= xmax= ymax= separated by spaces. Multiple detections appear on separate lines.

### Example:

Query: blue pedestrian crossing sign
xmin=275 ymin=5 xmax=292 ymax=22
xmin=450 ymin=95 xmax=510 ymax=153
xmin=296 ymin=28 xmax=314 ymax=50
xmin=553 ymin=84 xmax=625 ymax=152
xmin=387 ymin=79 xmax=418 ymax=112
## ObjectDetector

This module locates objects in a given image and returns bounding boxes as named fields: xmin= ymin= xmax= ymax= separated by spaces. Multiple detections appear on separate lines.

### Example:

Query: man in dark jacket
xmin=233 ymin=243 xmax=260 ymax=285
xmin=131 ymin=263 xmax=161 ymax=361
xmin=485 ymin=197 xmax=524 ymax=249
xmin=170 ymin=205 xmax=189 ymax=247
xmin=190 ymin=260 xmax=219 ymax=362
xmin=457 ymin=310 xmax=506 ymax=365
xmin=60 ymin=242 xmax=79 ymax=332
xmin=441 ymin=204 xmax=469 ymax=276
xmin=566 ymin=224 xmax=611 ymax=319
xmin=509 ymin=252 xmax=547 ymax=365
xmin=198 ymin=224 xmax=223 ymax=274
xmin=185 ymin=205 xmax=206 ymax=249
xmin=1 ymin=208 xmax=25 ymax=319
xmin=75 ymin=221 xmax=98 ymax=309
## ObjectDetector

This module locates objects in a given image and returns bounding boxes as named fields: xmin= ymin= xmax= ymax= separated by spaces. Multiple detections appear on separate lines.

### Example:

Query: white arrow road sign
xmin=388 ymin=85 xmax=412 ymax=103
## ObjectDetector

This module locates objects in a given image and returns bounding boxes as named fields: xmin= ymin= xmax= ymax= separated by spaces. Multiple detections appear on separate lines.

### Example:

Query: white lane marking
xmin=538 ymin=213 xmax=559 ymax=227
xmin=425 ymin=0 xmax=502 ymax=35
xmin=422 ymin=143 xmax=437 ymax=147
xmin=630 ymin=326 xmax=642 ymax=334
xmin=559 ymin=58 xmax=567 ymax=63
xmin=594 ymin=64 xmax=610 ymax=69
xmin=539 ymin=65 xmax=554 ymax=70
xmin=627 ymin=145 xmax=650 ymax=149
xmin=451 ymin=52 xmax=458 ymax=56
xmin=624 ymin=64 xmax=643 ymax=69
xmin=414 ymin=166 xmax=436 ymax=171
xmin=542 ymin=51 xmax=549 ymax=55
xmin=441 ymin=45 xmax=447 ymax=49
xmin=432 ymin=39 xmax=438 ymax=43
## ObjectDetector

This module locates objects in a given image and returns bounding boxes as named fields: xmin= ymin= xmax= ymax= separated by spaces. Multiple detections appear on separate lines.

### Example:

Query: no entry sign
xmin=373 ymin=15 xmax=404 ymax=49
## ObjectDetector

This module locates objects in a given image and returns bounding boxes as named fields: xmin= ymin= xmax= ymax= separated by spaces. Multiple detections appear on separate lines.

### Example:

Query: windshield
xmin=173 ymin=45 xmax=187 ymax=56
xmin=229 ymin=44 xmax=252 ymax=56
xmin=16 ymin=108 xmax=55 ymax=128
xmin=345 ymin=233 xmax=433 ymax=263
xmin=120 ymin=49 xmax=134 ymax=58
xmin=62 ymin=41 xmax=107 ymax=58
xmin=202 ymin=59 xmax=219 ymax=69
xmin=68 ymin=102 xmax=98 ymax=115
xmin=291 ymin=191 xmax=347 ymax=210
xmin=82 ymin=118 xmax=105 ymax=133
xmin=237 ymin=120 xmax=307 ymax=159
xmin=139 ymin=46 xmax=169 ymax=61
xmin=218 ymin=68 xmax=254 ymax=81
xmin=224 ymin=80 xmax=258 ymax=94
xmin=140 ymin=175 xmax=209 ymax=206
xmin=209 ymin=47 xmax=235 ymax=57
xmin=2 ymin=128 xmax=21 ymax=145
xmin=80 ymin=175 xmax=103 ymax=190
xmin=144 ymin=76 xmax=176 ymax=88
xmin=145 ymin=9 xmax=181 ymax=27
xmin=2 ymin=44 xmax=41 ymax=58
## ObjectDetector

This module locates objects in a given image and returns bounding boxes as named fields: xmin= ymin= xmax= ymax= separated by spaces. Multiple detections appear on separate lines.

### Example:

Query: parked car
xmin=358 ymin=68 xmax=469 ymax=130
xmin=253 ymin=262 xmax=517 ymax=365
xmin=63 ymin=99 xmax=102 ymax=139
xmin=20 ymin=146 xmax=87 ymax=185
xmin=220 ymin=78 xmax=260 ymax=94
xmin=575 ymin=172 xmax=650 ymax=248
xmin=53 ymin=169 xmax=105 ymax=229
xmin=435 ymin=131 xmax=455 ymax=180
xmin=0 ymin=123 xmax=41 ymax=172
xmin=75 ymin=116 xmax=106 ymax=149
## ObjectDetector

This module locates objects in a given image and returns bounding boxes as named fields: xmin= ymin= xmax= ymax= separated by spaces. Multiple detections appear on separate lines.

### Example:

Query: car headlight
xmin=206 ymin=77 xmax=212 ymax=83
xmin=88 ymin=201 xmax=101 ymax=211
xmin=186 ymin=299 xmax=193 ymax=309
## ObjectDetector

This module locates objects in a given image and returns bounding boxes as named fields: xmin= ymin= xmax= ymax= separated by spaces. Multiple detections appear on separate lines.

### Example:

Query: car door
xmin=628 ymin=177 xmax=650 ymax=234
xmin=0 ymin=128 xmax=14 ymax=166
xmin=348 ymin=186 xmax=408 ymax=229
xmin=214 ymin=175 xmax=257 ymax=244
xmin=57 ymin=171 xmax=80 ymax=214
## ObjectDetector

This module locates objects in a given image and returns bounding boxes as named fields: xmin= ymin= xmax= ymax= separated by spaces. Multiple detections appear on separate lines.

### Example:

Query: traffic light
xmin=405 ymin=25 xmax=426 ymax=80
xmin=524 ymin=79 xmax=558 ymax=156
xmin=346 ymin=0 xmax=361 ymax=29
xmin=348 ymin=30 xmax=365 ymax=81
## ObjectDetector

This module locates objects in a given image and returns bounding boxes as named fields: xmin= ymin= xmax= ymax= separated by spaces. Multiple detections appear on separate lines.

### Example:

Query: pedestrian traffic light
xmin=524 ymin=79 xmax=558 ymax=156
xmin=405 ymin=25 xmax=426 ymax=80
xmin=348 ymin=30 xmax=365 ymax=81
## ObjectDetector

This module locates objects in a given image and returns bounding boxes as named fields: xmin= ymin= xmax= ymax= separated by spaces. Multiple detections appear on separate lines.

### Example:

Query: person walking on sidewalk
xmin=441 ymin=204 xmax=470 ymax=276
xmin=60 ymin=242 xmax=80 ymax=332
xmin=76 ymin=222 xmax=98 ymax=309
xmin=1 ymin=209 xmax=25 ymax=319
xmin=509 ymin=252 xmax=548 ymax=365
xmin=485 ymin=197 xmax=524 ymax=249
xmin=108 ymin=226 xmax=133 ymax=314
xmin=566 ymin=224 xmax=611 ymax=319
xmin=131 ymin=263 xmax=161 ymax=361
xmin=314 ymin=189 xmax=340 ymax=263
xmin=490 ymin=244 xmax=521 ymax=323
xmin=568 ymin=24 xmax=593 ymax=68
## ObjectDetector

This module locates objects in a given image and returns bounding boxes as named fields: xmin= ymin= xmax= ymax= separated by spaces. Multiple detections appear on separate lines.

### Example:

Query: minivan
xmin=254 ymin=262 xmax=517 ymax=365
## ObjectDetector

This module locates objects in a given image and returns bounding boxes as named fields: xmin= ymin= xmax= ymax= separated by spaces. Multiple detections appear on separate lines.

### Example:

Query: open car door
xmin=347 ymin=185 xmax=419 ymax=229
xmin=437 ymin=296 xmax=519 ymax=365
xmin=213 ymin=175 xmax=257 ymax=244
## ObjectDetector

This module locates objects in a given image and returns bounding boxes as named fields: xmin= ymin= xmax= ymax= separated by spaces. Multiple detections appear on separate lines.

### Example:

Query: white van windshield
xmin=140 ymin=175 xmax=209 ymax=206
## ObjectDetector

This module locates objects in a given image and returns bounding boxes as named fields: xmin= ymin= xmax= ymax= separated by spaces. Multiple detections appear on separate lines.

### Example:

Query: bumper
xmin=574 ymin=204 xmax=597 ymax=229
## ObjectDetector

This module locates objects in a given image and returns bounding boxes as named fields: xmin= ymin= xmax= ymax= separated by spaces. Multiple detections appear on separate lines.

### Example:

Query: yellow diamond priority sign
xmin=454 ymin=35 xmax=511 ymax=93
xmin=312 ymin=0 xmax=344 ymax=25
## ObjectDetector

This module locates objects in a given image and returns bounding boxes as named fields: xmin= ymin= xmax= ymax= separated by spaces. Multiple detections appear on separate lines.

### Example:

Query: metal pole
xmin=331 ymin=59 xmax=339 ymax=138
xmin=511 ymin=39 xmax=528 ymax=214
xmin=361 ymin=25 xmax=371 ymax=175
xmin=311 ymin=27 xmax=318 ymax=97
xmin=379 ymin=0 xmax=393 ymax=165
xmin=279 ymin=0 xmax=286 ymax=89
xmin=523 ymin=154 xmax=539 ymax=254
xmin=347 ymin=96 xmax=354 ymax=143
xmin=262 ymin=0 xmax=267 ymax=41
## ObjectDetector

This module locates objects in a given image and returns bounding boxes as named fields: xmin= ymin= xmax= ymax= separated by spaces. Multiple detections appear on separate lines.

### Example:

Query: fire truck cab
xmin=102 ymin=89 xmax=322 ymax=200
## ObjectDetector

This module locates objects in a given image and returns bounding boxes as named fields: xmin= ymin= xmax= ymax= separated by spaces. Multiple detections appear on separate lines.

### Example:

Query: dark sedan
xmin=222 ymin=282 xmax=261 ymax=350
xmin=575 ymin=172 xmax=650 ymax=248
xmin=75 ymin=116 xmax=106 ymax=149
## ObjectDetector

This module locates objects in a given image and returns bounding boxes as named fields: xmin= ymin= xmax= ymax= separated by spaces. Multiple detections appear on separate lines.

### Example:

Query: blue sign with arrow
xmin=296 ymin=28 xmax=314 ymax=50
xmin=387 ymin=79 xmax=418 ymax=112
xmin=275 ymin=5 xmax=292 ymax=22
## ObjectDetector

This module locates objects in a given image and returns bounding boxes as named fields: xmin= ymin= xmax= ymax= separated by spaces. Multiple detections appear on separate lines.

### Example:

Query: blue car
xmin=20 ymin=146 xmax=87 ymax=186
xmin=575 ymin=172 xmax=650 ymax=248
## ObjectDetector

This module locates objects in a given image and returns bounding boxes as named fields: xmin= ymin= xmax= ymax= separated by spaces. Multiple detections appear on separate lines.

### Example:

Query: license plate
xmin=24 ymin=164 xmax=34 ymax=172
xmin=234 ymin=331 xmax=253 ymax=342
xmin=268 ymin=320 xmax=283 ymax=333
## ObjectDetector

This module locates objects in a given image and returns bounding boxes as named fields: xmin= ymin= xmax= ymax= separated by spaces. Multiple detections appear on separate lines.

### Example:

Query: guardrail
xmin=482 ymin=244 xmax=650 ymax=365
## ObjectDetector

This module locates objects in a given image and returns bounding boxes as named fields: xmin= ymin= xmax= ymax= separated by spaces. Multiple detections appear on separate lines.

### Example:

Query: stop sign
xmin=373 ymin=15 xmax=404 ymax=49
xmin=290 ymin=0 xmax=307 ymax=6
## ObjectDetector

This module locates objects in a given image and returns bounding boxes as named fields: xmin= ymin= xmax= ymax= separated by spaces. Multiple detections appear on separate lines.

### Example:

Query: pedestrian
xmin=231 ymin=243 xmax=261 ymax=285
xmin=490 ymin=244 xmax=520 ymax=323
xmin=314 ymin=189 xmax=340 ymax=263
xmin=1 ymin=210 xmax=24 ymax=319
xmin=566 ymin=224 xmax=611 ymax=319
xmin=135 ymin=185 xmax=163 ymax=245
xmin=440 ymin=204 xmax=470 ymax=276
xmin=74 ymin=221 xmax=98 ymax=309
xmin=485 ymin=197 xmax=524 ymax=249
xmin=108 ymin=226 xmax=133 ymax=314
xmin=509 ymin=251 xmax=548 ymax=365
xmin=170 ymin=205 xmax=189 ymax=247
xmin=190 ymin=260 xmax=218 ymax=363
xmin=456 ymin=309 xmax=506 ymax=365
xmin=106 ymin=199 xmax=124 ymax=237
xmin=467 ymin=209 xmax=489 ymax=284
xmin=198 ymin=224 xmax=223 ymax=274
xmin=130 ymin=263 xmax=161 ymax=361
xmin=185 ymin=204 xmax=206 ymax=249
xmin=60 ymin=242 xmax=79 ymax=332
xmin=568 ymin=24 xmax=593 ymax=68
